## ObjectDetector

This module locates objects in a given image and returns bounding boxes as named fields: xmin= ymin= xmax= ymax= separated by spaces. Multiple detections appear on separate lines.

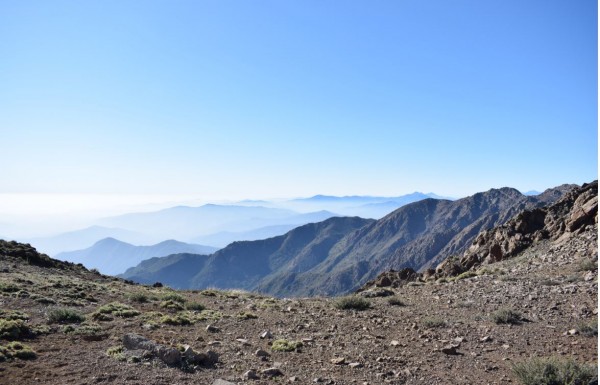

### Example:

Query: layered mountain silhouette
xmin=55 ymin=238 xmax=218 ymax=276
xmin=121 ymin=183 xmax=577 ymax=296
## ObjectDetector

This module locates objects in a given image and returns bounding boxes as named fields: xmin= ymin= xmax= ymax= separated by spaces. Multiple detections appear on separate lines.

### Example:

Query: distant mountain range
xmin=55 ymin=238 xmax=218 ymax=276
xmin=19 ymin=193 xmax=440 ymax=257
xmin=121 ymin=183 xmax=577 ymax=296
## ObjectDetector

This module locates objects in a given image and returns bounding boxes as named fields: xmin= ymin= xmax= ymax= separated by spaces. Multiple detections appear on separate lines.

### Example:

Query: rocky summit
xmin=0 ymin=182 xmax=597 ymax=384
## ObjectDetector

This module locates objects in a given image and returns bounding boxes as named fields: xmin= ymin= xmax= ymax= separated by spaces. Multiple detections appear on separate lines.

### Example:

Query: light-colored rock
xmin=242 ymin=369 xmax=259 ymax=380
xmin=331 ymin=357 xmax=345 ymax=365
xmin=213 ymin=380 xmax=236 ymax=385
xmin=206 ymin=324 xmax=220 ymax=333
xmin=260 ymin=330 xmax=273 ymax=339
xmin=262 ymin=367 xmax=283 ymax=376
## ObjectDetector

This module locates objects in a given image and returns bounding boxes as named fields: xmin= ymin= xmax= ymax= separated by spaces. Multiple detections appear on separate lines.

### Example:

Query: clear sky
xmin=1 ymin=0 xmax=597 ymax=202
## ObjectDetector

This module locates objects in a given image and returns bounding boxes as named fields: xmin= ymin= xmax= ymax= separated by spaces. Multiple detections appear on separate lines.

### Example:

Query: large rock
xmin=122 ymin=333 xmax=181 ymax=366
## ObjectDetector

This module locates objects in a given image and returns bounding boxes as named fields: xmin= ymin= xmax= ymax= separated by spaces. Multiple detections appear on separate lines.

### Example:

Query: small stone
xmin=568 ymin=329 xmax=579 ymax=335
xmin=242 ymin=370 xmax=259 ymax=380
xmin=349 ymin=362 xmax=363 ymax=368
xmin=331 ymin=357 xmax=345 ymax=365
xmin=213 ymin=380 xmax=236 ymax=385
xmin=262 ymin=368 xmax=283 ymax=377
xmin=255 ymin=349 xmax=270 ymax=357
xmin=206 ymin=324 xmax=220 ymax=333
xmin=237 ymin=338 xmax=250 ymax=346
xmin=390 ymin=340 xmax=400 ymax=346
xmin=260 ymin=330 xmax=273 ymax=339
xmin=441 ymin=345 xmax=459 ymax=355
xmin=207 ymin=340 xmax=222 ymax=346
xmin=289 ymin=377 xmax=297 ymax=382
xmin=480 ymin=336 xmax=492 ymax=342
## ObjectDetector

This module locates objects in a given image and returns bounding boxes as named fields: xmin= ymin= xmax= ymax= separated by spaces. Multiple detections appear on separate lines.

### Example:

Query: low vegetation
xmin=387 ymin=296 xmax=406 ymax=306
xmin=334 ymin=296 xmax=371 ymax=311
xmin=47 ymin=308 xmax=85 ymax=324
xmin=576 ymin=320 xmax=598 ymax=337
xmin=512 ymin=357 xmax=597 ymax=385
xmin=422 ymin=317 xmax=447 ymax=329
xmin=492 ymin=308 xmax=523 ymax=325
xmin=271 ymin=339 xmax=303 ymax=352
xmin=0 ymin=342 xmax=37 ymax=361
xmin=92 ymin=302 xmax=140 ymax=321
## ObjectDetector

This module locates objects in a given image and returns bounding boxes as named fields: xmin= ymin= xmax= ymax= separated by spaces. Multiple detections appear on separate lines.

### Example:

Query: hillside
xmin=0 ymin=214 xmax=596 ymax=384
xmin=121 ymin=216 xmax=375 ymax=290
xmin=55 ymin=238 xmax=218 ymax=276
xmin=124 ymin=183 xmax=576 ymax=296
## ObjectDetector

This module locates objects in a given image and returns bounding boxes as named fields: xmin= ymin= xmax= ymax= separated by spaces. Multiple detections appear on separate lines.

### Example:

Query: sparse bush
xmin=106 ymin=345 xmax=125 ymax=361
xmin=492 ymin=308 xmax=523 ymax=325
xmin=36 ymin=297 xmax=57 ymax=305
xmin=160 ymin=300 xmax=185 ymax=311
xmin=2 ymin=341 xmax=36 ymax=360
xmin=200 ymin=289 xmax=219 ymax=297
xmin=387 ymin=296 xmax=406 ymax=306
xmin=422 ymin=317 xmax=447 ymax=329
xmin=0 ymin=282 xmax=20 ymax=293
xmin=512 ymin=357 xmax=597 ymax=385
xmin=271 ymin=339 xmax=303 ymax=352
xmin=47 ymin=308 xmax=85 ymax=324
xmin=577 ymin=320 xmax=598 ymax=337
xmin=128 ymin=292 xmax=150 ymax=303
xmin=161 ymin=293 xmax=185 ymax=303
xmin=455 ymin=271 xmax=477 ymax=280
xmin=185 ymin=302 xmax=206 ymax=311
xmin=578 ymin=259 xmax=597 ymax=272
xmin=237 ymin=311 xmax=258 ymax=320
xmin=0 ymin=319 xmax=31 ymax=340
xmin=160 ymin=313 xmax=192 ymax=326
xmin=334 ymin=296 xmax=371 ymax=311
xmin=92 ymin=302 xmax=140 ymax=321
xmin=196 ymin=309 xmax=222 ymax=321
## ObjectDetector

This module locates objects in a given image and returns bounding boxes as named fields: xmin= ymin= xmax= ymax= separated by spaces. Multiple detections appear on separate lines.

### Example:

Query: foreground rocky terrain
xmin=0 ymin=227 xmax=597 ymax=384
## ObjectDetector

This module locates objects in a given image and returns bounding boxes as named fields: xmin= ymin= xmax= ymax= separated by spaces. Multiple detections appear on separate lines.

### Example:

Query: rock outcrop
xmin=436 ymin=181 xmax=597 ymax=277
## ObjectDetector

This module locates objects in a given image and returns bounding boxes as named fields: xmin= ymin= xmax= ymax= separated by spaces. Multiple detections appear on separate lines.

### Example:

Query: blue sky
xmin=0 ymin=0 xmax=597 ymax=200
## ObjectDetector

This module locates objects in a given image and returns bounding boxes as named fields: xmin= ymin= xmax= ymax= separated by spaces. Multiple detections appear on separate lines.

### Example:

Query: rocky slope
xmin=0 ymin=221 xmax=596 ymax=384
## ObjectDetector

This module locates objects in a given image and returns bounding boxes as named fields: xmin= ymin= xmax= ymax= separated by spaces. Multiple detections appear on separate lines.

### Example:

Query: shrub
xmin=334 ymin=296 xmax=371 ymax=311
xmin=161 ymin=293 xmax=185 ymax=303
xmin=160 ymin=313 xmax=192 ymax=326
xmin=47 ymin=308 xmax=85 ymax=324
xmin=0 ymin=282 xmax=20 ymax=293
xmin=106 ymin=345 xmax=125 ymax=361
xmin=578 ymin=259 xmax=597 ymax=272
xmin=455 ymin=271 xmax=477 ymax=280
xmin=577 ymin=320 xmax=598 ymax=337
xmin=185 ymin=302 xmax=206 ymax=311
xmin=237 ymin=311 xmax=258 ymax=320
xmin=512 ymin=357 xmax=597 ymax=385
xmin=0 ymin=319 xmax=31 ymax=340
xmin=387 ymin=296 xmax=406 ymax=306
xmin=2 ymin=342 xmax=36 ymax=360
xmin=492 ymin=309 xmax=523 ymax=325
xmin=422 ymin=317 xmax=447 ymax=329
xmin=160 ymin=300 xmax=185 ymax=311
xmin=92 ymin=302 xmax=140 ymax=321
xmin=271 ymin=339 xmax=303 ymax=352
xmin=128 ymin=292 xmax=150 ymax=303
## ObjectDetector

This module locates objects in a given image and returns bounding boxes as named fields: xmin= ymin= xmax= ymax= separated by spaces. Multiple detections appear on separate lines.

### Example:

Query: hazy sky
xmin=1 ymin=1 xmax=597 ymax=202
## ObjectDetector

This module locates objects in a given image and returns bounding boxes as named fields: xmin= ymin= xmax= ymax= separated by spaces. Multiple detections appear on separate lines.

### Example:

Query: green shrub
xmin=422 ymin=317 xmax=447 ymax=329
xmin=0 ymin=310 xmax=29 ymax=321
xmin=161 ymin=293 xmax=185 ymax=303
xmin=92 ymin=302 xmax=140 ymax=321
xmin=106 ymin=345 xmax=125 ymax=361
xmin=128 ymin=292 xmax=150 ymax=303
xmin=2 ymin=342 xmax=36 ymax=360
xmin=334 ymin=296 xmax=371 ymax=311
xmin=160 ymin=300 xmax=185 ymax=311
xmin=160 ymin=313 xmax=192 ymax=326
xmin=271 ymin=339 xmax=303 ymax=352
xmin=387 ymin=296 xmax=406 ymax=306
xmin=47 ymin=308 xmax=85 ymax=324
xmin=512 ymin=357 xmax=597 ymax=385
xmin=185 ymin=302 xmax=206 ymax=311
xmin=0 ymin=319 xmax=31 ymax=340
xmin=455 ymin=271 xmax=477 ymax=280
xmin=492 ymin=309 xmax=523 ymax=325
xmin=237 ymin=311 xmax=258 ymax=320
